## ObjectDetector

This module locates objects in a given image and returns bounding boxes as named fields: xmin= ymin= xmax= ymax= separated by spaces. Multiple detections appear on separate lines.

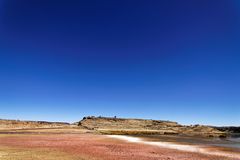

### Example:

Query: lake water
xmin=137 ymin=134 xmax=240 ymax=150
xmin=109 ymin=135 xmax=240 ymax=159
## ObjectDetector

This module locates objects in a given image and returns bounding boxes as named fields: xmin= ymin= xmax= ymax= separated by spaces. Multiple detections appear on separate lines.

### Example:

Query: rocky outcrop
xmin=179 ymin=125 xmax=226 ymax=138
xmin=0 ymin=117 xmax=228 ymax=138
xmin=213 ymin=126 xmax=240 ymax=137
xmin=213 ymin=126 xmax=240 ymax=133
xmin=78 ymin=116 xmax=226 ymax=137
xmin=79 ymin=116 xmax=179 ymax=129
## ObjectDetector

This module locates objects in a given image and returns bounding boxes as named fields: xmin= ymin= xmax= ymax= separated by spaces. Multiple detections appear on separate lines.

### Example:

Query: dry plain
xmin=0 ymin=128 xmax=239 ymax=160
xmin=0 ymin=118 xmax=239 ymax=160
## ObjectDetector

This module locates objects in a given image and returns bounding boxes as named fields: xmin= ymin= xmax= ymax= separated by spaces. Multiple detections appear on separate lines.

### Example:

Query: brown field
xmin=0 ymin=128 xmax=238 ymax=160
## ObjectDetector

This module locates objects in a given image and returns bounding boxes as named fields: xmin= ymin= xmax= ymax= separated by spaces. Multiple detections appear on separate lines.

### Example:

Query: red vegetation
xmin=0 ymin=134 xmax=237 ymax=160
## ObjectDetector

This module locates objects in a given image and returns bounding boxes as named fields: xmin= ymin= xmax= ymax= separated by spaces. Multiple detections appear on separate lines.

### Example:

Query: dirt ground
xmin=0 ymin=132 xmax=239 ymax=160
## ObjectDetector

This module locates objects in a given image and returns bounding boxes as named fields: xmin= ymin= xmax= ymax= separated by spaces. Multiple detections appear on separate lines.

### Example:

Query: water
xmin=136 ymin=135 xmax=240 ymax=150
xmin=108 ymin=135 xmax=240 ymax=159
xmin=229 ymin=137 xmax=240 ymax=143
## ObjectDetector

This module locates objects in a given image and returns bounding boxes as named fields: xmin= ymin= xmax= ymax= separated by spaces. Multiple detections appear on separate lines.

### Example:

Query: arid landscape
xmin=1 ymin=0 xmax=240 ymax=159
xmin=0 ymin=117 xmax=239 ymax=160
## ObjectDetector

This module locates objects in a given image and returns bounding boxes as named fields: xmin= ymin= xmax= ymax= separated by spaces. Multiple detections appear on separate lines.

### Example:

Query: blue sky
xmin=0 ymin=0 xmax=239 ymax=125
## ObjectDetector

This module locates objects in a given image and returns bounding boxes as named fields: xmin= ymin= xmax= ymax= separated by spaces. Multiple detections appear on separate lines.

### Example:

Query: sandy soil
xmin=0 ymin=133 xmax=239 ymax=160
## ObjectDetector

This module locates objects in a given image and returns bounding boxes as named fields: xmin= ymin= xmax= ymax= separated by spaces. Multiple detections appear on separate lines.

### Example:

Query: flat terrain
xmin=0 ymin=118 xmax=238 ymax=159
xmin=0 ymin=129 xmax=239 ymax=160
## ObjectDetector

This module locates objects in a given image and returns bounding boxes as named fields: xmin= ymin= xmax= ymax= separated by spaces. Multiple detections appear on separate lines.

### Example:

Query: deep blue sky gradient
xmin=0 ymin=0 xmax=240 ymax=125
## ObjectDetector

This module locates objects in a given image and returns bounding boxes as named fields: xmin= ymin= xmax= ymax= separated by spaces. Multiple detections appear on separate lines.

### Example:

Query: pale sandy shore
xmin=108 ymin=135 xmax=240 ymax=159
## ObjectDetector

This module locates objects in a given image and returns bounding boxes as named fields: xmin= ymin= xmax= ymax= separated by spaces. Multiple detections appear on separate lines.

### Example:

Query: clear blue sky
xmin=0 ymin=0 xmax=239 ymax=126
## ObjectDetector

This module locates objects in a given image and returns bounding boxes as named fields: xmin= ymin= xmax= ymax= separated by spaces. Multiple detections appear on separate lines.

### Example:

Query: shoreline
xmin=107 ymin=135 xmax=240 ymax=159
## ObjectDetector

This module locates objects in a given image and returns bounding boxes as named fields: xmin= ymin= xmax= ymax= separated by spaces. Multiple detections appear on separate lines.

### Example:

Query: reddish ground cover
xmin=0 ymin=133 xmax=238 ymax=160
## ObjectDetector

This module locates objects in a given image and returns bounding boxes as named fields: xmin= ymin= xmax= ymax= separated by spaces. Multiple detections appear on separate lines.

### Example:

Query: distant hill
xmin=0 ymin=117 xmax=229 ymax=138
xmin=0 ymin=119 xmax=70 ymax=129
xmin=213 ymin=126 xmax=240 ymax=137
xmin=78 ymin=116 xmax=226 ymax=138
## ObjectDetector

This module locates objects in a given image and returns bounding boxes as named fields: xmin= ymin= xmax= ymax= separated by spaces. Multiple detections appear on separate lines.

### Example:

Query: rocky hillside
xmin=0 ymin=119 xmax=70 ymax=129
xmin=214 ymin=126 xmax=240 ymax=133
xmin=213 ymin=126 xmax=240 ymax=137
xmin=78 ymin=116 xmax=226 ymax=137
xmin=0 ymin=117 xmax=227 ymax=138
